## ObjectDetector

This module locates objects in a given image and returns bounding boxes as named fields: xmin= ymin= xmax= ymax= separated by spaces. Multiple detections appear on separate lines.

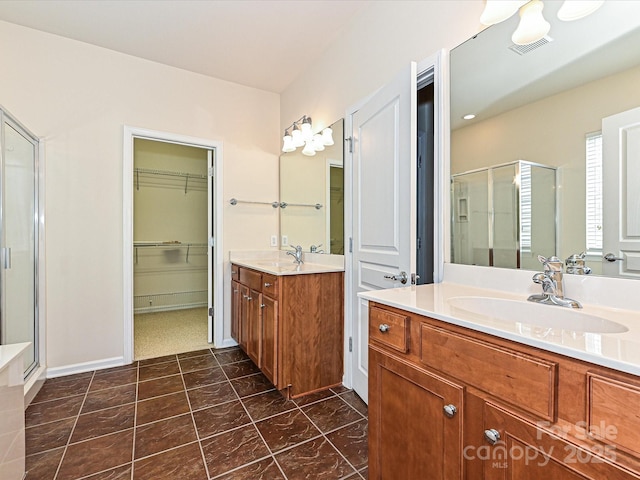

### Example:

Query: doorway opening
xmin=123 ymin=127 xmax=224 ymax=365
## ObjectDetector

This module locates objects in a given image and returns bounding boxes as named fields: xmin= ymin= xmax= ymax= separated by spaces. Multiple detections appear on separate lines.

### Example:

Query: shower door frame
xmin=123 ymin=126 xmax=224 ymax=364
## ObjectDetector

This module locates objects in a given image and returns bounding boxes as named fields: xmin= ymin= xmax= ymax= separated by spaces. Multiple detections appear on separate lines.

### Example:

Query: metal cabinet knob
xmin=379 ymin=324 xmax=390 ymax=333
xmin=264 ymin=282 xmax=272 ymax=287
xmin=484 ymin=429 xmax=501 ymax=445
xmin=443 ymin=404 xmax=457 ymax=418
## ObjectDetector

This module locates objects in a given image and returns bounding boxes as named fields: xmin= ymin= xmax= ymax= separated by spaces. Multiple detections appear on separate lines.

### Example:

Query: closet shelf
xmin=134 ymin=241 xmax=208 ymax=264
xmin=135 ymin=168 xmax=208 ymax=193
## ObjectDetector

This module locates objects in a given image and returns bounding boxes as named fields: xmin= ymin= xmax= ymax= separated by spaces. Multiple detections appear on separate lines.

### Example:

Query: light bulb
xmin=301 ymin=116 xmax=313 ymax=141
xmin=291 ymin=125 xmax=304 ymax=147
xmin=480 ymin=0 xmax=528 ymax=25
xmin=282 ymin=132 xmax=295 ymax=153
xmin=557 ymin=0 xmax=604 ymax=21
xmin=512 ymin=0 xmax=550 ymax=45
xmin=312 ymin=134 xmax=325 ymax=152
xmin=302 ymin=140 xmax=316 ymax=156
xmin=321 ymin=127 xmax=334 ymax=146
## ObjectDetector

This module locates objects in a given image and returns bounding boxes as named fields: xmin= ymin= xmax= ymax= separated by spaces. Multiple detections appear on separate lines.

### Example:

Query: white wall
xmin=280 ymin=1 xmax=484 ymax=132
xmin=0 ymin=20 xmax=280 ymax=370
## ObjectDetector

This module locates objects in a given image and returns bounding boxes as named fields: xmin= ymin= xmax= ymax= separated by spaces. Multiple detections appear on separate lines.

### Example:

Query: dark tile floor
xmin=24 ymin=347 xmax=368 ymax=480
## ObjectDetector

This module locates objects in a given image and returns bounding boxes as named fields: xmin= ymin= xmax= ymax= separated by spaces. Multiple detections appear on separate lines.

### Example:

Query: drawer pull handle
xmin=484 ymin=429 xmax=501 ymax=445
xmin=443 ymin=404 xmax=457 ymax=418
xmin=264 ymin=282 xmax=272 ymax=287
xmin=246 ymin=296 xmax=252 ymax=301
xmin=379 ymin=324 xmax=390 ymax=333
xmin=260 ymin=304 xmax=265 ymax=308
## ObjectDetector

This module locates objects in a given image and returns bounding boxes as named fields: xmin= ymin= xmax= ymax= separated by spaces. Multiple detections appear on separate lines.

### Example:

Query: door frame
xmin=342 ymin=50 xmax=446 ymax=393
xmin=122 ymin=126 xmax=224 ymax=364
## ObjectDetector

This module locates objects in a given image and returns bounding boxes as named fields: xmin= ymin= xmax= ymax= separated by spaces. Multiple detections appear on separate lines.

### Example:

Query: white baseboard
xmin=46 ymin=356 xmax=127 ymax=379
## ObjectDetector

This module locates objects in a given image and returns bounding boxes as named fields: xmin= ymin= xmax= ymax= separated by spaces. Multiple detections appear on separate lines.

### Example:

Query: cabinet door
xmin=231 ymin=280 xmax=241 ymax=343
xmin=261 ymin=295 xmax=278 ymax=385
xmin=246 ymin=288 xmax=262 ymax=367
xmin=482 ymin=402 xmax=636 ymax=480
xmin=239 ymin=284 xmax=249 ymax=352
xmin=368 ymin=346 xmax=463 ymax=479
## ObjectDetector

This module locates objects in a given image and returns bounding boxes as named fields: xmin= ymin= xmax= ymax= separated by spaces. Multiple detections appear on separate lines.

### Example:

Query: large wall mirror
xmin=280 ymin=119 xmax=344 ymax=254
xmin=450 ymin=1 xmax=640 ymax=278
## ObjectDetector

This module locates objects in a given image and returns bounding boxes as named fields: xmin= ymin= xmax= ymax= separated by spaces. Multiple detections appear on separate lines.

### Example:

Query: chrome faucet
xmin=310 ymin=244 xmax=324 ymax=254
xmin=287 ymin=245 xmax=304 ymax=264
xmin=528 ymin=255 xmax=582 ymax=308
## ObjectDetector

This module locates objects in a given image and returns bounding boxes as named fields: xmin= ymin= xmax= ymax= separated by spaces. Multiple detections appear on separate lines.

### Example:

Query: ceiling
xmin=0 ymin=0 xmax=371 ymax=93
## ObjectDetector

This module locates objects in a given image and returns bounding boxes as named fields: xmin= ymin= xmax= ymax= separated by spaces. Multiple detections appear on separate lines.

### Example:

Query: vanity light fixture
xmin=282 ymin=115 xmax=335 ymax=156
xmin=480 ymin=0 xmax=604 ymax=45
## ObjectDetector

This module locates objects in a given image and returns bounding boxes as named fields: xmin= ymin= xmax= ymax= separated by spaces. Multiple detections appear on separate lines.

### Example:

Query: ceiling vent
xmin=509 ymin=35 xmax=553 ymax=55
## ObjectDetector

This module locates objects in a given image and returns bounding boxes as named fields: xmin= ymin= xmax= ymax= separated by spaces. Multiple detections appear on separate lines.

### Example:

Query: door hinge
xmin=346 ymin=136 xmax=353 ymax=153
xmin=209 ymin=237 xmax=215 ymax=247
xmin=349 ymin=337 xmax=353 ymax=352
xmin=349 ymin=237 xmax=353 ymax=253
xmin=208 ymin=167 xmax=214 ymax=177
xmin=208 ymin=307 xmax=214 ymax=316
xmin=417 ymin=237 xmax=422 ymax=250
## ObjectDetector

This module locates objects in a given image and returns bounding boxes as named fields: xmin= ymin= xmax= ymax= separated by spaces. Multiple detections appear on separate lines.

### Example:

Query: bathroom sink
xmin=447 ymin=296 xmax=628 ymax=334
xmin=256 ymin=261 xmax=297 ymax=268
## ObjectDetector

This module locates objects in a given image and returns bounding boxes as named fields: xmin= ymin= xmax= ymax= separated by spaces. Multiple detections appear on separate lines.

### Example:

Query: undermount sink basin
xmin=257 ymin=261 xmax=297 ymax=268
xmin=447 ymin=296 xmax=629 ymax=334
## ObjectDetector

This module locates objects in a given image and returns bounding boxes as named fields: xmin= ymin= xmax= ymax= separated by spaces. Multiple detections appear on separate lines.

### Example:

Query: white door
xmin=602 ymin=106 xmax=640 ymax=277
xmin=207 ymin=149 xmax=214 ymax=343
xmin=350 ymin=63 xmax=417 ymax=402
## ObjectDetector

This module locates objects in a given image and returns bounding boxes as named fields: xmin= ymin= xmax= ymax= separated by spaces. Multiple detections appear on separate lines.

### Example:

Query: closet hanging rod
xmin=135 ymin=168 xmax=207 ymax=193
xmin=279 ymin=202 xmax=323 ymax=210
xmin=229 ymin=198 xmax=280 ymax=208
xmin=133 ymin=242 xmax=208 ymax=264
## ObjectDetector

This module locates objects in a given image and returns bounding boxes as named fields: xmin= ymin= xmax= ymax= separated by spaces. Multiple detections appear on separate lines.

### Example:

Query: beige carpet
xmin=134 ymin=307 xmax=212 ymax=360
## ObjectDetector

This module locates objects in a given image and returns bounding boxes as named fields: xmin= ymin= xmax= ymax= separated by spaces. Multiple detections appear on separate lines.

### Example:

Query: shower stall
xmin=451 ymin=160 xmax=556 ymax=271
xmin=0 ymin=107 xmax=40 ymax=378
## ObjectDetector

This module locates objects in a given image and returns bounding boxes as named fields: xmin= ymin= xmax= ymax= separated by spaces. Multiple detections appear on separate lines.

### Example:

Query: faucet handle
xmin=537 ymin=255 xmax=562 ymax=272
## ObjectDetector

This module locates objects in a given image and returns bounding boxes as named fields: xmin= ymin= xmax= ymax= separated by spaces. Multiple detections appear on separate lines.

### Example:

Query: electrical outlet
xmin=282 ymin=235 xmax=288 ymax=246
xmin=270 ymin=235 xmax=278 ymax=247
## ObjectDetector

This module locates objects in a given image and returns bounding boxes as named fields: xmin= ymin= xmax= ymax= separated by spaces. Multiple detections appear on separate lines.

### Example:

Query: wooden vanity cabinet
xmin=231 ymin=264 xmax=343 ymax=397
xmin=369 ymin=302 xmax=640 ymax=480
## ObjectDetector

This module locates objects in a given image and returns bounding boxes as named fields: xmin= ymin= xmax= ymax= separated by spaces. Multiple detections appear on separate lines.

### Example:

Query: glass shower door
xmin=2 ymin=118 xmax=38 ymax=376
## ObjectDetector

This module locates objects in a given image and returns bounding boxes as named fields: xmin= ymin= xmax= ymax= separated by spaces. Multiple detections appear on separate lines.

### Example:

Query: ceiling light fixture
xmin=480 ymin=0 xmax=604 ymax=45
xmin=463 ymin=114 xmax=476 ymax=120
xmin=282 ymin=115 xmax=334 ymax=156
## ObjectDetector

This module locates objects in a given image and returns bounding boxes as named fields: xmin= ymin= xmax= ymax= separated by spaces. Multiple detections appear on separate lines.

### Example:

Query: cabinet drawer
xmin=369 ymin=306 xmax=410 ymax=353
xmin=420 ymin=324 xmax=557 ymax=421
xmin=262 ymin=274 xmax=279 ymax=297
xmin=239 ymin=267 xmax=262 ymax=291
xmin=587 ymin=372 xmax=640 ymax=457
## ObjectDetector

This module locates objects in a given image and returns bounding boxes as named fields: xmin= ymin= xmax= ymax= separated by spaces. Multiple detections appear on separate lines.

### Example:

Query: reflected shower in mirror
xmin=449 ymin=1 xmax=640 ymax=278
xmin=279 ymin=119 xmax=344 ymax=254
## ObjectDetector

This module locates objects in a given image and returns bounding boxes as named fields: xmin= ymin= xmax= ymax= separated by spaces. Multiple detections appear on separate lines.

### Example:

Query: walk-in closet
xmin=133 ymin=139 xmax=211 ymax=359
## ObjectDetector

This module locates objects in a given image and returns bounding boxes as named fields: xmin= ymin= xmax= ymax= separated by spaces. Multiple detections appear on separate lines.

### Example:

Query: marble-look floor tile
xmin=302 ymin=397 xmax=363 ymax=433
xmin=230 ymin=373 xmax=274 ymax=398
xmin=326 ymin=419 xmax=368 ymax=470
xmin=293 ymin=388 xmax=335 ymax=406
xmin=90 ymin=369 xmax=138 ymax=392
xmin=82 ymin=383 xmax=137 ymax=414
xmin=71 ymin=404 xmax=135 ymax=443
xmin=135 ymin=414 xmax=197 ymax=459
xmin=57 ymin=429 xmax=134 ymax=480
xmin=136 ymin=391 xmax=190 ymax=425
xmin=187 ymin=381 xmax=237 ymax=411
xmin=137 ymin=374 xmax=184 ymax=400
xmin=178 ymin=349 xmax=212 ymax=359
xmin=138 ymin=354 xmax=177 ymax=367
xmin=215 ymin=457 xmax=285 ymax=479
xmin=214 ymin=348 xmax=249 ymax=365
xmin=201 ymin=424 xmax=270 ymax=477
xmin=192 ymin=400 xmax=251 ymax=439
xmin=24 ymin=447 xmax=64 ymax=480
xmin=179 ymin=354 xmax=219 ymax=373
xmin=133 ymin=442 xmax=207 ymax=480
xmin=82 ymin=464 xmax=133 ymax=479
xmin=242 ymin=389 xmax=296 ymax=421
xmin=276 ymin=437 xmax=356 ymax=479
xmin=25 ymin=395 xmax=84 ymax=427
xmin=340 ymin=391 xmax=368 ymax=417
xmin=138 ymin=360 xmax=180 ymax=381
xmin=33 ymin=374 xmax=92 ymax=403
xmin=182 ymin=366 xmax=227 ymax=389
xmin=221 ymin=359 xmax=261 ymax=379
xmin=25 ymin=417 xmax=75 ymax=455
xmin=256 ymin=410 xmax=321 ymax=453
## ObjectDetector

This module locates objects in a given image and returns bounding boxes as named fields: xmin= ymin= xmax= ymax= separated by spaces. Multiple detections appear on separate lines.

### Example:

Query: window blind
xmin=586 ymin=132 xmax=603 ymax=252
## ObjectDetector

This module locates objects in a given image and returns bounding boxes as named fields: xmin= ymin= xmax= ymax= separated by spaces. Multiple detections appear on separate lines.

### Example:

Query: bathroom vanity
xmin=362 ymin=283 xmax=640 ymax=479
xmin=230 ymin=254 xmax=344 ymax=398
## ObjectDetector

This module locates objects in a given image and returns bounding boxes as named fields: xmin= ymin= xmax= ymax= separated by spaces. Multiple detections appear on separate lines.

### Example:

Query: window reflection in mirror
xmin=279 ymin=119 xmax=344 ymax=254
xmin=449 ymin=1 xmax=640 ymax=278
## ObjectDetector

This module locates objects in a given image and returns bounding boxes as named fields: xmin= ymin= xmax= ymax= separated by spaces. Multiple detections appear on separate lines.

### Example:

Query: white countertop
xmin=230 ymin=250 xmax=344 ymax=276
xmin=359 ymin=282 xmax=640 ymax=376
xmin=0 ymin=342 xmax=30 ymax=373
